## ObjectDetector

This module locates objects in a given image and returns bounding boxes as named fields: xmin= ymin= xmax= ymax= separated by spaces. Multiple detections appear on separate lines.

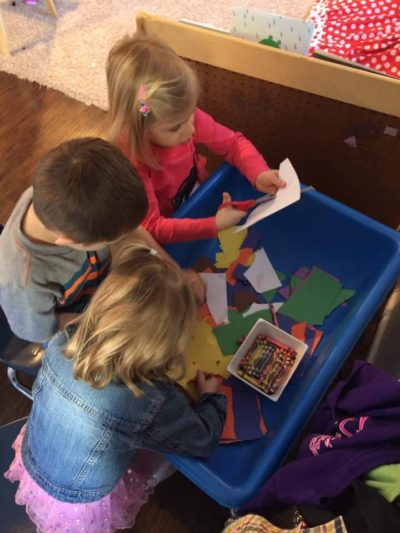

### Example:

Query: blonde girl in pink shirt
xmin=107 ymin=33 xmax=285 ymax=245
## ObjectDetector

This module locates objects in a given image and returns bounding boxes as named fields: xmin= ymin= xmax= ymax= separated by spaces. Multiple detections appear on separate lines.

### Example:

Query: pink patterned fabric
xmin=4 ymin=425 xmax=159 ymax=533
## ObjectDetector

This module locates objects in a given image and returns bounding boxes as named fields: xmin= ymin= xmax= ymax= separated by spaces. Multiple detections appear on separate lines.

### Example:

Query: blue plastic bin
xmin=165 ymin=163 xmax=400 ymax=508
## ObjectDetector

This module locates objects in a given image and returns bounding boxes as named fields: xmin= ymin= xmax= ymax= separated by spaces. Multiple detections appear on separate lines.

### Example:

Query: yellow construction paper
xmin=215 ymin=251 xmax=231 ymax=269
xmin=217 ymin=227 xmax=248 ymax=265
xmin=178 ymin=320 xmax=233 ymax=399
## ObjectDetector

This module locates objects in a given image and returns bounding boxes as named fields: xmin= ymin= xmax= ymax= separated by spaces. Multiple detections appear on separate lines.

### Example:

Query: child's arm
xmin=139 ymin=168 xmax=244 ymax=243
xmin=141 ymin=378 xmax=227 ymax=458
xmin=194 ymin=108 xmax=285 ymax=193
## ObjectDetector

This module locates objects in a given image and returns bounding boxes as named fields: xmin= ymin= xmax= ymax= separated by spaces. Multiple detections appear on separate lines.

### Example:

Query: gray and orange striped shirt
xmin=0 ymin=188 xmax=110 ymax=342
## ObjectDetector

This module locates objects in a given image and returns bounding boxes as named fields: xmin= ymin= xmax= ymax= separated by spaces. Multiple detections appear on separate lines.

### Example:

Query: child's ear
xmin=54 ymin=234 xmax=78 ymax=247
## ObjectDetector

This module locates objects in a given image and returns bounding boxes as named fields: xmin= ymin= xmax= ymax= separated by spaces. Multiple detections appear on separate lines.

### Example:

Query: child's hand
xmin=195 ymin=370 xmax=222 ymax=395
xmin=255 ymin=170 xmax=286 ymax=194
xmin=182 ymin=269 xmax=206 ymax=306
xmin=215 ymin=192 xmax=247 ymax=231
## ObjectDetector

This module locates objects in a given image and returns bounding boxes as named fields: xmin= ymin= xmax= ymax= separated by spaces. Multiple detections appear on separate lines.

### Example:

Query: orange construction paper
xmin=226 ymin=247 xmax=255 ymax=285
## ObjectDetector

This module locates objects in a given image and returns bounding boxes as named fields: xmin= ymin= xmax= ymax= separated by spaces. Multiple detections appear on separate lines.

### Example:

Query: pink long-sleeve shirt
xmin=122 ymin=107 xmax=269 ymax=244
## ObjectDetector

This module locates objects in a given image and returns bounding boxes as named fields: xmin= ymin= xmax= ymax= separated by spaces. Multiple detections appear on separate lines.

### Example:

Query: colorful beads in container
xmin=237 ymin=335 xmax=297 ymax=396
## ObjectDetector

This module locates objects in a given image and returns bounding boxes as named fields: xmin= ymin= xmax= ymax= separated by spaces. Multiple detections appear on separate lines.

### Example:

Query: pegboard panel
xmin=188 ymin=60 xmax=400 ymax=229
xmin=137 ymin=12 xmax=400 ymax=117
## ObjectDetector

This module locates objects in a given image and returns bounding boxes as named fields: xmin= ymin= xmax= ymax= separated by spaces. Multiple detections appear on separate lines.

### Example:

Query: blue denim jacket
xmin=22 ymin=329 xmax=226 ymax=503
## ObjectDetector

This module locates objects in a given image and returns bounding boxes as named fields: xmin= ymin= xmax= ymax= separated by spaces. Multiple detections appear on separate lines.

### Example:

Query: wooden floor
xmin=0 ymin=71 xmax=229 ymax=533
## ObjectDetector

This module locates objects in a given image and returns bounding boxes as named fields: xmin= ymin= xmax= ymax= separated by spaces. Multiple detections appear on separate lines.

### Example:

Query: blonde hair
xmin=65 ymin=243 xmax=196 ymax=396
xmin=106 ymin=33 xmax=199 ymax=168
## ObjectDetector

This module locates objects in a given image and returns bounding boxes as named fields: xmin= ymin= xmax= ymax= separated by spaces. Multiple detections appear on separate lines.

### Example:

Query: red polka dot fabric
xmin=308 ymin=0 xmax=400 ymax=78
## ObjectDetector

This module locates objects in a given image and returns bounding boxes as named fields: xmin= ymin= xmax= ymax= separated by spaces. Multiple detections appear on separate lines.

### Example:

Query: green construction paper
xmin=328 ymin=288 xmax=356 ymax=314
xmin=213 ymin=310 xmax=272 ymax=356
xmin=228 ymin=308 xmax=242 ymax=322
xmin=290 ymin=275 xmax=302 ymax=290
xmin=262 ymin=271 xmax=286 ymax=302
xmin=279 ymin=267 xmax=342 ymax=326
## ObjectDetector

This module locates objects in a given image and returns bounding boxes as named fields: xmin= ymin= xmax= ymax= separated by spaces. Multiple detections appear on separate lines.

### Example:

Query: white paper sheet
xmin=242 ymin=301 xmax=283 ymax=318
xmin=243 ymin=248 xmax=282 ymax=293
xmin=199 ymin=273 xmax=228 ymax=325
xmin=235 ymin=158 xmax=301 ymax=232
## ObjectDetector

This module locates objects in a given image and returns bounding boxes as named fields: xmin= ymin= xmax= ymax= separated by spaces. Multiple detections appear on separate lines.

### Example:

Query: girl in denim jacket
xmin=5 ymin=243 xmax=226 ymax=532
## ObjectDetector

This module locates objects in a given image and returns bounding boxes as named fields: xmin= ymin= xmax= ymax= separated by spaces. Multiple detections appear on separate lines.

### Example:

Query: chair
xmin=0 ymin=307 xmax=42 ymax=400
xmin=0 ymin=225 xmax=41 ymax=400
xmin=0 ymin=417 xmax=35 ymax=532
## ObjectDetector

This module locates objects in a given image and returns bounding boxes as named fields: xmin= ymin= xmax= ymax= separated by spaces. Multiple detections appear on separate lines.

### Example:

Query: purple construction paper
xmin=273 ymin=313 xmax=294 ymax=333
xmin=235 ymin=278 xmax=252 ymax=292
xmin=289 ymin=276 xmax=308 ymax=297
xmin=226 ymin=283 xmax=236 ymax=307
xmin=309 ymin=265 xmax=340 ymax=283
xmin=279 ymin=286 xmax=291 ymax=299
xmin=233 ymin=289 xmax=258 ymax=312
xmin=294 ymin=267 xmax=310 ymax=279
xmin=228 ymin=377 xmax=266 ymax=441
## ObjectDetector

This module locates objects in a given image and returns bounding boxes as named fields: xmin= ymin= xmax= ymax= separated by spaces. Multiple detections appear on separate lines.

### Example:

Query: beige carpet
xmin=0 ymin=0 xmax=314 ymax=109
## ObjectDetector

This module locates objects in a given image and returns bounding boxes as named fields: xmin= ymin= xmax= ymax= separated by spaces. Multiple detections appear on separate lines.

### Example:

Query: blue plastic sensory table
xmin=165 ymin=163 xmax=400 ymax=509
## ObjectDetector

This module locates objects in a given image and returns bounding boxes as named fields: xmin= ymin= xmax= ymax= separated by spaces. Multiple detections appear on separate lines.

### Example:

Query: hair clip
xmin=148 ymin=248 xmax=158 ymax=256
xmin=138 ymin=84 xmax=151 ymax=117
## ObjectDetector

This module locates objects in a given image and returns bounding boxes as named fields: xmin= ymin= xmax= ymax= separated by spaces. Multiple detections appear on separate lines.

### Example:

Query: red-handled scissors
xmin=219 ymin=193 xmax=276 ymax=212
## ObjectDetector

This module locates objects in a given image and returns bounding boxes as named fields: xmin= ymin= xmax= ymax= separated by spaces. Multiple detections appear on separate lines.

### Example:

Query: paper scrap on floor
xmin=235 ymin=158 xmax=301 ymax=231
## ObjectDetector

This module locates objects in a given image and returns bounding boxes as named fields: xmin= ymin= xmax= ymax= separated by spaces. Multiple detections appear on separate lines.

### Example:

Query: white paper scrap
xmin=199 ymin=273 xmax=228 ymax=325
xmin=243 ymin=248 xmax=282 ymax=293
xmin=384 ymin=126 xmax=398 ymax=137
xmin=235 ymin=158 xmax=301 ymax=231
xmin=344 ymin=136 xmax=357 ymax=148
xmin=242 ymin=302 xmax=284 ymax=318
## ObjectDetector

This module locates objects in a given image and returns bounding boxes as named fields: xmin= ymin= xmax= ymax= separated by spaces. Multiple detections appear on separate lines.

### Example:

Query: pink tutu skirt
xmin=4 ymin=424 xmax=170 ymax=533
